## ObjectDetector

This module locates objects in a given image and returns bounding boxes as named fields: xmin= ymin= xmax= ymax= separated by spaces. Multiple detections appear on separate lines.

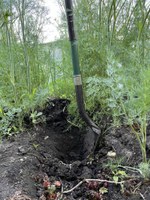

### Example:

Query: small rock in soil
xmin=18 ymin=146 xmax=29 ymax=155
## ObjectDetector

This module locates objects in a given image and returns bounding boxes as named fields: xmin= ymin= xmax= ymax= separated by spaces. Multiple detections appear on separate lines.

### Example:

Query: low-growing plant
xmin=104 ymin=158 xmax=126 ymax=178
xmin=139 ymin=162 xmax=150 ymax=180
xmin=30 ymin=110 xmax=44 ymax=125
xmin=0 ymin=107 xmax=23 ymax=137
xmin=0 ymin=86 xmax=51 ymax=138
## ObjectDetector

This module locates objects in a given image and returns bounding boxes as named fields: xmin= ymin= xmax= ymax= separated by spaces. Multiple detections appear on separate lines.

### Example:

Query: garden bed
xmin=0 ymin=99 xmax=150 ymax=200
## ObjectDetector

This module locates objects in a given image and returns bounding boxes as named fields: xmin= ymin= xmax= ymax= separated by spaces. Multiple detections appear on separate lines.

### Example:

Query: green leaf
xmin=113 ymin=176 xmax=118 ymax=184
xmin=99 ymin=187 xmax=108 ymax=194
xmin=116 ymin=170 xmax=127 ymax=177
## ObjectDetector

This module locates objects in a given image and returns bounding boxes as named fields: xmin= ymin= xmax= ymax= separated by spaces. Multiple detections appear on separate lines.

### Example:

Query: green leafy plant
xmin=139 ymin=162 xmax=150 ymax=180
xmin=102 ymin=52 xmax=150 ymax=163
xmin=104 ymin=158 xmax=127 ymax=193
xmin=0 ymin=107 xmax=23 ymax=137
xmin=104 ymin=158 xmax=127 ymax=180
xmin=112 ymin=170 xmax=127 ymax=184
xmin=30 ymin=111 xmax=44 ymax=125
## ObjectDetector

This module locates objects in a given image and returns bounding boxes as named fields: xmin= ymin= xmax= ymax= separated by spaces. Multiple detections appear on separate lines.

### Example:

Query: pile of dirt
xmin=0 ymin=99 xmax=150 ymax=200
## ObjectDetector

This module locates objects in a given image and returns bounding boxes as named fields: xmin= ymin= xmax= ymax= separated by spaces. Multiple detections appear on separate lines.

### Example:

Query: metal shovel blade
xmin=83 ymin=127 xmax=100 ymax=158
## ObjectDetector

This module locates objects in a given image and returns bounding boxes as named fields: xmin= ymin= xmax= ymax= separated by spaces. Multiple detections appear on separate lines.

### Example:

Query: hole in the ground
xmin=53 ymin=127 xmax=86 ymax=163
xmin=36 ymin=126 xmax=87 ymax=164
xmin=34 ymin=99 xmax=97 ymax=163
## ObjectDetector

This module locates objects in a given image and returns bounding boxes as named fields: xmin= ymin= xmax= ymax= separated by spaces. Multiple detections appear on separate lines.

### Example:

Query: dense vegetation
xmin=0 ymin=0 xmax=150 ymax=163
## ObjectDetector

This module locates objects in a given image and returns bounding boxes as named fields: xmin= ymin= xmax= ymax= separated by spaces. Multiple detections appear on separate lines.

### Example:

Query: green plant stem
xmin=120 ymin=100 xmax=147 ymax=163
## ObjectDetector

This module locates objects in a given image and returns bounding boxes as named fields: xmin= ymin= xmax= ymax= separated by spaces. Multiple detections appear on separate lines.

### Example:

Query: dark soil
xmin=0 ymin=99 xmax=150 ymax=200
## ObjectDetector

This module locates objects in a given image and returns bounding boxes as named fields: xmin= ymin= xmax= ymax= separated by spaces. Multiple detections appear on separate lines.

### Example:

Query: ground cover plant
xmin=0 ymin=0 xmax=150 ymax=199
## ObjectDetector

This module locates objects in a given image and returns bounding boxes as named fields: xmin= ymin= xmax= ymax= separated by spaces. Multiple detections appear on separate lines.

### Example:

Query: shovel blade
xmin=83 ymin=127 xmax=100 ymax=158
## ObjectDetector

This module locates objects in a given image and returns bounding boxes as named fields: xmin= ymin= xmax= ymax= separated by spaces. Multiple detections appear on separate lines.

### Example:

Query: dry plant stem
xmin=118 ymin=165 xmax=142 ymax=174
xmin=133 ymin=182 xmax=142 ymax=194
xmin=140 ymin=192 xmax=146 ymax=200
xmin=85 ymin=179 xmax=125 ymax=184
xmin=66 ymin=119 xmax=80 ymax=128
xmin=63 ymin=179 xmax=125 ymax=194
xmin=63 ymin=180 xmax=84 ymax=194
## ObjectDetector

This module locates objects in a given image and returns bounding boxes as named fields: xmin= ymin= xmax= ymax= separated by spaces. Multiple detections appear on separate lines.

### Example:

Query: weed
xmin=139 ymin=162 xmax=150 ymax=179
xmin=30 ymin=111 xmax=43 ymax=125
xmin=0 ymin=107 xmax=23 ymax=137
xmin=104 ymin=158 xmax=128 ymax=182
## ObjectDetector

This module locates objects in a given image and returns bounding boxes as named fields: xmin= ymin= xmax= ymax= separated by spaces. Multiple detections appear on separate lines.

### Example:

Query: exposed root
xmin=63 ymin=178 xmax=125 ymax=194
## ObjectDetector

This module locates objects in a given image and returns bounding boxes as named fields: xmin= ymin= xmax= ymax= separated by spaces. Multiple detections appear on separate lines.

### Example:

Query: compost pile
xmin=0 ymin=99 xmax=150 ymax=200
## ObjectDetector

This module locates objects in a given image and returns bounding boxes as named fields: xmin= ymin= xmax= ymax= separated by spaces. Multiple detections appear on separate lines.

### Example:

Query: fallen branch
xmin=63 ymin=178 xmax=125 ymax=194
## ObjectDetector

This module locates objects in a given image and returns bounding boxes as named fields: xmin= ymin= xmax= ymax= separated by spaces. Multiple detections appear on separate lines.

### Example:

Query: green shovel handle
xmin=65 ymin=0 xmax=100 ymax=144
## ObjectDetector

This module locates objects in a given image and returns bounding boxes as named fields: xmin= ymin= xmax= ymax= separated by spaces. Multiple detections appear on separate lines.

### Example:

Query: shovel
xmin=65 ymin=0 xmax=101 ymax=157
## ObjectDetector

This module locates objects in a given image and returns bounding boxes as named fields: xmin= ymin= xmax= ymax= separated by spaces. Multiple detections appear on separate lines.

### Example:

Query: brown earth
xmin=0 ymin=99 xmax=150 ymax=200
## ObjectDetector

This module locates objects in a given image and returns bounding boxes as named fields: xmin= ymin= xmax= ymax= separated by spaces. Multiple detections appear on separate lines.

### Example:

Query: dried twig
xmin=118 ymin=165 xmax=142 ymax=174
xmin=140 ymin=192 xmax=146 ymax=200
xmin=63 ymin=178 xmax=125 ymax=194
xmin=63 ymin=180 xmax=85 ymax=194
xmin=85 ymin=179 xmax=125 ymax=184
